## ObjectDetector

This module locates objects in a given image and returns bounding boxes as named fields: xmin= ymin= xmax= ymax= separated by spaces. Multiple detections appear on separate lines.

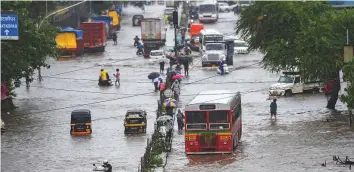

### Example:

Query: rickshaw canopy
xmin=71 ymin=109 xmax=91 ymax=124
xmin=108 ymin=10 xmax=119 ymax=26
xmin=61 ymin=27 xmax=83 ymax=40
xmin=125 ymin=109 xmax=147 ymax=118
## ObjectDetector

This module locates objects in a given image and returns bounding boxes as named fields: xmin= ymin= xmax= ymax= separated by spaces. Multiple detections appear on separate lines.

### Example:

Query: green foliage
xmin=236 ymin=2 xmax=354 ymax=81
xmin=1 ymin=2 xmax=58 ymax=91
xmin=340 ymin=59 xmax=354 ymax=109
xmin=91 ymin=1 xmax=114 ymax=14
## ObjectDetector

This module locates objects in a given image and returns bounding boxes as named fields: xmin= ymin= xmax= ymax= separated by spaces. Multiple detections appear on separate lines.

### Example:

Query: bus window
xmin=232 ymin=104 xmax=241 ymax=123
xmin=209 ymin=111 xmax=228 ymax=123
xmin=186 ymin=111 xmax=207 ymax=123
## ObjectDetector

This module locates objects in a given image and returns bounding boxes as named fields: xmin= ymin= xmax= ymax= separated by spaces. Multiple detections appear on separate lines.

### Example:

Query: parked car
xmin=149 ymin=50 xmax=166 ymax=62
xmin=234 ymin=39 xmax=249 ymax=54
xmin=218 ymin=2 xmax=231 ymax=12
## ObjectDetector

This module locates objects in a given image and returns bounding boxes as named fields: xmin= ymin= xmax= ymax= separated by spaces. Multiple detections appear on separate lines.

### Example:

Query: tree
xmin=236 ymin=1 xmax=354 ymax=109
xmin=91 ymin=1 xmax=114 ymax=14
xmin=340 ymin=59 xmax=354 ymax=125
xmin=1 ymin=2 xmax=58 ymax=109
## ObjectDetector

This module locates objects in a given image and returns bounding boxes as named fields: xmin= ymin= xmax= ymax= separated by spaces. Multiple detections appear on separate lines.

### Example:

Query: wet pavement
xmin=2 ymin=4 xmax=354 ymax=172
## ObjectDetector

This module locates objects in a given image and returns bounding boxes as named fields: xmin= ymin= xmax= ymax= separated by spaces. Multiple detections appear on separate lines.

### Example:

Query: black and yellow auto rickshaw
xmin=124 ymin=109 xmax=147 ymax=134
xmin=70 ymin=109 xmax=92 ymax=135
xmin=132 ymin=15 xmax=144 ymax=27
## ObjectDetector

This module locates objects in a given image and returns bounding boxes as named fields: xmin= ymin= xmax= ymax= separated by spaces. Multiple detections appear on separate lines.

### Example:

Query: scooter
xmin=98 ymin=79 xmax=113 ymax=86
xmin=93 ymin=164 xmax=108 ymax=172
xmin=216 ymin=64 xmax=229 ymax=74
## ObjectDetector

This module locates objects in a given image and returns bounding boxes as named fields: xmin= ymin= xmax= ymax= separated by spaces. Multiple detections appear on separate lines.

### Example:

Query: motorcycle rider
xmin=99 ymin=69 xmax=110 ymax=85
xmin=102 ymin=160 xmax=112 ymax=172
xmin=134 ymin=35 xmax=140 ymax=47
xmin=136 ymin=42 xmax=144 ymax=55
xmin=218 ymin=60 xmax=225 ymax=75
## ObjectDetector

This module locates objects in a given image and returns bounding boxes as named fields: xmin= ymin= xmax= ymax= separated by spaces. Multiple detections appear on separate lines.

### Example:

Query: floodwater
xmin=1 ymin=4 xmax=353 ymax=172
xmin=165 ymin=10 xmax=354 ymax=172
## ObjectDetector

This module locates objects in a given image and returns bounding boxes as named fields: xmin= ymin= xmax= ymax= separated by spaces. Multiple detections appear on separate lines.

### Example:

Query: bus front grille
xmin=200 ymin=134 xmax=217 ymax=147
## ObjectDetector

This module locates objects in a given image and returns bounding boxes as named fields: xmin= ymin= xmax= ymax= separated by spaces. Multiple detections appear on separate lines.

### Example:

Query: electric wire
xmin=6 ymin=88 xmax=268 ymax=131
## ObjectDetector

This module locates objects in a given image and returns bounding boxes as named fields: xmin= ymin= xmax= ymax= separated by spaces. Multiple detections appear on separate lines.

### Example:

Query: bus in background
xmin=198 ymin=1 xmax=219 ymax=23
xmin=184 ymin=90 xmax=242 ymax=154
xmin=199 ymin=29 xmax=224 ymax=52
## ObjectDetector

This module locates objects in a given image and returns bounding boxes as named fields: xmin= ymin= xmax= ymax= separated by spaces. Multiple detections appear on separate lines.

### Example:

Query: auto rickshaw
xmin=124 ymin=109 xmax=147 ymax=134
xmin=132 ymin=15 xmax=144 ymax=27
xmin=70 ymin=109 xmax=92 ymax=135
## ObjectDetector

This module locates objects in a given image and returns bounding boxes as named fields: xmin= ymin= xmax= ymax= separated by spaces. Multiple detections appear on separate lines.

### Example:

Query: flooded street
xmin=1 ymin=4 xmax=353 ymax=172
xmin=166 ymin=11 xmax=354 ymax=172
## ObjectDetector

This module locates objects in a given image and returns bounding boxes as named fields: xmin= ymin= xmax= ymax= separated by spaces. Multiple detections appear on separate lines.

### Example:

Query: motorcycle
xmin=136 ymin=49 xmax=144 ymax=55
xmin=98 ymin=79 xmax=113 ymax=86
xmin=216 ymin=64 xmax=229 ymax=75
xmin=134 ymin=41 xmax=139 ymax=47
xmin=93 ymin=164 xmax=108 ymax=172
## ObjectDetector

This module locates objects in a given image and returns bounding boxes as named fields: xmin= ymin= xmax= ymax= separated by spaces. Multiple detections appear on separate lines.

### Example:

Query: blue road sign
xmin=0 ymin=13 xmax=19 ymax=40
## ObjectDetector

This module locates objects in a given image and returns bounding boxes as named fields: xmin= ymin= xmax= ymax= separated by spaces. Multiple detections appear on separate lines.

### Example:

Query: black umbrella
xmin=148 ymin=72 xmax=160 ymax=79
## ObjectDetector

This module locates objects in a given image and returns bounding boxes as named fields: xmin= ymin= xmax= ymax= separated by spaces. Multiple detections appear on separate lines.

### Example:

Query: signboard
xmin=0 ymin=12 xmax=19 ymax=40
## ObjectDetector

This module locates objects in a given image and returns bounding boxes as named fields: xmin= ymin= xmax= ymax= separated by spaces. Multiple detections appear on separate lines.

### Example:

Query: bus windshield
xmin=199 ymin=4 xmax=216 ymax=14
xmin=186 ymin=111 xmax=206 ymax=123
xmin=209 ymin=111 xmax=229 ymax=123
xmin=204 ymin=36 xmax=223 ymax=42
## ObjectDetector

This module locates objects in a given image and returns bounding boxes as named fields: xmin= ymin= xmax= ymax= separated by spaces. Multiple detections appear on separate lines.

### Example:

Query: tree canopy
xmin=1 ymin=2 xmax=58 ymax=87
xmin=236 ymin=2 xmax=354 ymax=109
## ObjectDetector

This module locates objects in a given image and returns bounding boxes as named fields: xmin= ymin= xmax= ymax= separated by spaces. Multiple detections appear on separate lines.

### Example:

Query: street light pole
xmin=37 ymin=0 xmax=87 ymax=81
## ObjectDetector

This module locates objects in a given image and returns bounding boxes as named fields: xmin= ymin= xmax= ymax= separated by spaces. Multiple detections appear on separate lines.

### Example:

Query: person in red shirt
xmin=113 ymin=68 xmax=120 ymax=85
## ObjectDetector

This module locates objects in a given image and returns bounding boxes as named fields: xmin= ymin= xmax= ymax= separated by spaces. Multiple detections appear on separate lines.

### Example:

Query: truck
xmin=141 ymin=18 xmax=166 ymax=58
xmin=80 ymin=22 xmax=107 ymax=52
xmin=269 ymin=72 xmax=324 ymax=97
xmin=91 ymin=16 xmax=113 ymax=39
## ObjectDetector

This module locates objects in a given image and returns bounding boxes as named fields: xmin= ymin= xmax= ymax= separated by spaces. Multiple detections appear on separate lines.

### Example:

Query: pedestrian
xmin=177 ymin=109 xmax=184 ymax=131
xmin=112 ymin=33 xmax=117 ymax=45
xmin=183 ymin=60 xmax=189 ymax=76
xmin=181 ymin=28 xmax=186 ymax=43
xmin=159 ymin=60 xmax=165 ymax=73
xmin=113 ymin=68 xmax=120 ymax=85
xmin=270 ymin=99 xmax=277 ymax=120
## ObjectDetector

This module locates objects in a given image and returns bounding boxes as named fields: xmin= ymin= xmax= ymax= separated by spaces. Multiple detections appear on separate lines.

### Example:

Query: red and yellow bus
xmin=184 ymin=90 xmax=242 ymax=154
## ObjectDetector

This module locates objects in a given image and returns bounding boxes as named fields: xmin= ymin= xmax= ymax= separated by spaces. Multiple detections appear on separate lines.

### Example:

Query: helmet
xmin=103 ymin=160 xmax=108 ymax=164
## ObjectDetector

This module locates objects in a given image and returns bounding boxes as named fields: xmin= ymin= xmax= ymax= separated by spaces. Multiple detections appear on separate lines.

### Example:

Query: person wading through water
xmin=159 ymin=60 xmax=165 ymax=73
xmin=112 ymin=33 xmax=117 ymax=45
xmin=183 ymin=60 xmax=189 ymax=76
xmin=177 ymin=109 xmax=185 ymax=131
xmin=270 ymin=99 xmax=277 ymax=120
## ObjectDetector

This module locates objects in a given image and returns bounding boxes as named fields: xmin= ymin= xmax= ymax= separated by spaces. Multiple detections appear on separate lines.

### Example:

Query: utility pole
xmin=173 ymin=8 xmax=179 ymax=62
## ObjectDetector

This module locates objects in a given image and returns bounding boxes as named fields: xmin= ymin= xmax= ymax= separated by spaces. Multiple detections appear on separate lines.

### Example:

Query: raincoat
xmin=219 ymin=61 xmax=225 ymax=74
xmin=100 ymin=70 xmax=108 ymax=81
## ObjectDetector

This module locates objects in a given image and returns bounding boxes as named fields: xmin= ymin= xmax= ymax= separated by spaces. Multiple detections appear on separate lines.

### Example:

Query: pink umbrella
xmin=172 ymin=74 xmax=184 ymax=80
